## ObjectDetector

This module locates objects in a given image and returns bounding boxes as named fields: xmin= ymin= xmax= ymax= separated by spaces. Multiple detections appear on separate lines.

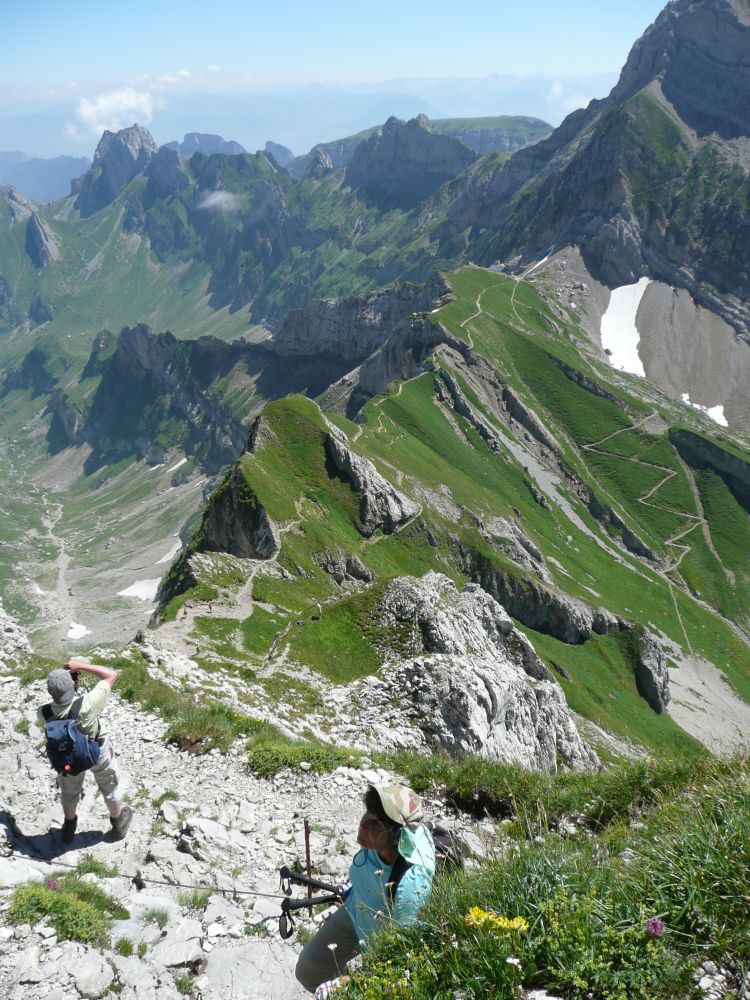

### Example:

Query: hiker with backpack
xmin=295 ymin=784 xmax=435 ymax=997
xmin=38 ymin=659 xmax=133 ymax=845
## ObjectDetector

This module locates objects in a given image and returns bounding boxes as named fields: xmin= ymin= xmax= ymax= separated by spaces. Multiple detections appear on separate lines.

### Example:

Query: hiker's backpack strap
xmin=386 ymin=852 xmax=413 ymax=906
xmin=41 ymin=703 xmax=54 ymax=722
xmin=67 ymin=697 xmax=84 ymax=721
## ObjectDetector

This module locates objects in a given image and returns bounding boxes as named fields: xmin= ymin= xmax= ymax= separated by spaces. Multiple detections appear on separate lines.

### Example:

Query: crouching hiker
xmin=295 ymin=784 xmax=435 ymax=997
xmin=38 ymin=659 xmax=133 ymax=845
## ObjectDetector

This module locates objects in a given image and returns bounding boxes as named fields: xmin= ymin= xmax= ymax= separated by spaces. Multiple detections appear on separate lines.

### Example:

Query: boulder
xmin=72 ymin=950 xmax=114 ymax=998
xmin=150 ymin=918 xmax=203 ymax=968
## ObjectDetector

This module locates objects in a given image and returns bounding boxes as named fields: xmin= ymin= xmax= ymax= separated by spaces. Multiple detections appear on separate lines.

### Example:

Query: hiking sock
xmin=110 ymin=805 xmax=133 ymax=840
xmin=61 ymin=816 xmax=77 ymax=845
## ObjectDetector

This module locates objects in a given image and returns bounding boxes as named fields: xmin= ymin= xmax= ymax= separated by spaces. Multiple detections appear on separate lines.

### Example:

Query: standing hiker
xmin=38 ymin=659 xmax=133 ymax=845
xmin=295 ymin=784 xmax=435 ymax=996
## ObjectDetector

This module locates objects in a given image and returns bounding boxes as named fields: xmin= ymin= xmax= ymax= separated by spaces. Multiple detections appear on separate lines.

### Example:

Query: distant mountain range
xmin=0 ymin=151 xmax=90 ymax=202
xmin=0 ymin=0 xmax=748 ymax=429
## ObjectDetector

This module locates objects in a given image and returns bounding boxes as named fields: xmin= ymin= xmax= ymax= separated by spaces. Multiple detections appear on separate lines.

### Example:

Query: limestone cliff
xmin=270 ymin=272 xmax=452 ymax=362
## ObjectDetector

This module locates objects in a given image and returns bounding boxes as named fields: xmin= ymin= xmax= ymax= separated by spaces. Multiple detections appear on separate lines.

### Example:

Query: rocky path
xmin=0 ymin=660 xmax=421 ymax=1000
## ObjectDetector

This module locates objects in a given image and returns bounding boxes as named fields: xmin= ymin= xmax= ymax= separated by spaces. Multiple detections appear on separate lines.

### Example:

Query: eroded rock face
xmin=25 ymin=213 xmax=59 ymax=267
xmin=457 ymin=544 xmax=619 ymax=644
xmin=610 ymin=0 xmax=750 ymax=139
xmin=634 ymin=629 xmax=671 ymax=713
xmin=325 ymin=424 xmax=420 ymax=535
xmin=201 ymin=463 xmax=280 ymax=560
xmin=373 ymin=574 xmax=598 ymax=770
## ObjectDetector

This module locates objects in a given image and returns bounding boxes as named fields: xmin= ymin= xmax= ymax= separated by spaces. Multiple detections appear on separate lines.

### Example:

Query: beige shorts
xmin=58 ymin=740 xmax=122 ymax=810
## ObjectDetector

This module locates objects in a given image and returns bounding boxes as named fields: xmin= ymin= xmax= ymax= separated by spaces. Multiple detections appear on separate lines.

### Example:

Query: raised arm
xmin=66 ymin=659 xmax=119 ymax=689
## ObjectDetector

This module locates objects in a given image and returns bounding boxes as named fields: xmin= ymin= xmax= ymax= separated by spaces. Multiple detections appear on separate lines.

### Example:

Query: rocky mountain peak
xmin=93 ymin=123 xmax=157 ymax=167
xmin=607 ymin=0 xmax=750 ymax=137
xmin=345 ymin=114 xmax=478 ymax=210
xmin=76 ymin=124 xmax=157 ymax=217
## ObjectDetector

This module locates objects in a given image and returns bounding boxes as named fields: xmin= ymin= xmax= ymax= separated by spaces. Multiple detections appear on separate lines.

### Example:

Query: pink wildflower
xmin=647 ymin=917 xmax=666 ymax=937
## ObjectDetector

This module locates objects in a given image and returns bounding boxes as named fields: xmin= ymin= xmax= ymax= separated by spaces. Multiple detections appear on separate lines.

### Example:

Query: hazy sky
xmin=2 ymin=0 xmax=668 ymax=155
xmin=6 ymin=1 xmax=666 ymax=94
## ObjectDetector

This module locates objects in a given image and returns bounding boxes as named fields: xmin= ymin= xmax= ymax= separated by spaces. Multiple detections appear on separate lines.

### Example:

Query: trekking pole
xmin=304 ymin=817 xmax=312 ymax=899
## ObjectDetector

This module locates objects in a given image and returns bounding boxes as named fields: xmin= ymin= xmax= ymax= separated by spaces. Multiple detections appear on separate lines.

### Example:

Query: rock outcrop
xmin=271 ymin=272 xmax=452 ymax=363
xmin=81 ymin=324 xmax=247 ymax=472
xmin=344 ymin=114 xmax=478 ymax=210
xmin=75 ymin=124 xmax=157 ymax=217
xmin=670 ymin=428 xmax=750 ymax=508
xmin=634 ymin=629 xmax=671 ymax=713
xmin=145 ymin=146 xmax=190 ymax=205
xmin=24 ymin=213 xmax=59 ymax=267
xmin=457 ymin=544 xmax=619 ymax=644
xmin=201 ymin=461 xmax=280 ymax=560
xmin=325 ymin=573 xmax=599 ymax=771
xmin=324 ymin=425 xmax=420 ymax=535
xmin=5 ymin=187 xmax=35 ymax=224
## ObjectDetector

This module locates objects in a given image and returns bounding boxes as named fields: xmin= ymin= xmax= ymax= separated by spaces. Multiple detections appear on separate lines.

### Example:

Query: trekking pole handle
xmin=279 ymin=865 xmax=340 ymax=896
xmin=281 ymin=894 xmax=341 ymax=914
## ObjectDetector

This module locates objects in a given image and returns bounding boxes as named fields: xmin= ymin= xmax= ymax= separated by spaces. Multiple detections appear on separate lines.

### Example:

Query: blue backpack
xmin=41 ymin=697 xmax=101 ymax=775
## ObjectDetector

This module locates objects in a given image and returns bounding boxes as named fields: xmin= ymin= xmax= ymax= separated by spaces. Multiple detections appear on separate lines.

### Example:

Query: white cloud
xmin=76 ymin=87 xmax=154 ymax=136
xmin=178 ymin=69 xmax=191 ymax=79
xmin=207 ymin=64 xmax=221 ymax=73
xmin=545 ymin=80 xmax=591 ymax=117
xmin=197 ymin=190 xmax=241 ymax=212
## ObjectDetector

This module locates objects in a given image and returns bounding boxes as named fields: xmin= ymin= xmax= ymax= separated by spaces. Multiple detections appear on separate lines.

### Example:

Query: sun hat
xmin=46 ymin=669 xmax=75 ymax=706
xmin=375 ymin=785 xmax=424 ymax=829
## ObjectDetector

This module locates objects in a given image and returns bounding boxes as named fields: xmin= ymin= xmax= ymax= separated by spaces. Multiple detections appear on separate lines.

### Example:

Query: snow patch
xmin=118 ymin=579 xmax=161 ymax=601
xmin=67 ymin=622 xmax=92 ymax=640
xmin=601 ymin=277 xmax=651 ymax=377
xmin=156 ymin=540 xmax=182 ymax=565
xmin=167 ymin=457 xmax=188 ymax=473
xmin=680 ymin=394 xmax=729 ymax=427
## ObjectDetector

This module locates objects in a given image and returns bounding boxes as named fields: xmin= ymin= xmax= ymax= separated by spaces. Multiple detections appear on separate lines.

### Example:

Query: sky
xmin=1 ymin=0 xmax=669 ymax=156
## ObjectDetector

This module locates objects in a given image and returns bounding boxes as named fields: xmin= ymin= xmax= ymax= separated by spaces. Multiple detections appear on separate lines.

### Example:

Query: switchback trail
xmin=582 ymin=414 xmax=735 ymax=654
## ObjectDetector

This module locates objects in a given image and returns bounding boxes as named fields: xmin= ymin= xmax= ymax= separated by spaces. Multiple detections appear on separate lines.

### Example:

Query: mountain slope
xmin=151 ymin=267 xmax=750 ymax=760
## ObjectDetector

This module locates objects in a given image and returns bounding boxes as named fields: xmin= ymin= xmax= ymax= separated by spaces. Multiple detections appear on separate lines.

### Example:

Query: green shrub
xmin=7 ymin=873 xmax=128 ymax=947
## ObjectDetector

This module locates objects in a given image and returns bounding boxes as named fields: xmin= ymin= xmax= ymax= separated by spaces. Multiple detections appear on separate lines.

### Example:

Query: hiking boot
xmin=61 ymin=816 xmax=77 ymax=845
xmin=110 ymin=805 xmax=133 ymax=841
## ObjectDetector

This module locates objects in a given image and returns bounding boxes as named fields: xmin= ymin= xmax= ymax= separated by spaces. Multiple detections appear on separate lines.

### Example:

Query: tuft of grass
xmin=76 ymin=855 xmax=118 ymax=878
xmin=13 ymin=718 xmax=30 ymax=734
xmin=244 ymin=719 xmax=365 ymax=777
xmin=115 ymin=937 xmax=134 ymax=956
xmin=142 ymin=907 xmax=170 ymax=930
xmin=177 ymin=887 xmax=212 ymax=911
xmin=153 ymin=789 xmax=180 ymax=808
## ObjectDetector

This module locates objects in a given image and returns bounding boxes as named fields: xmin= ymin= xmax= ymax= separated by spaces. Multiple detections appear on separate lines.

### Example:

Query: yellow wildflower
xmin=464 ymin=907 xmax=529 ymax=935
